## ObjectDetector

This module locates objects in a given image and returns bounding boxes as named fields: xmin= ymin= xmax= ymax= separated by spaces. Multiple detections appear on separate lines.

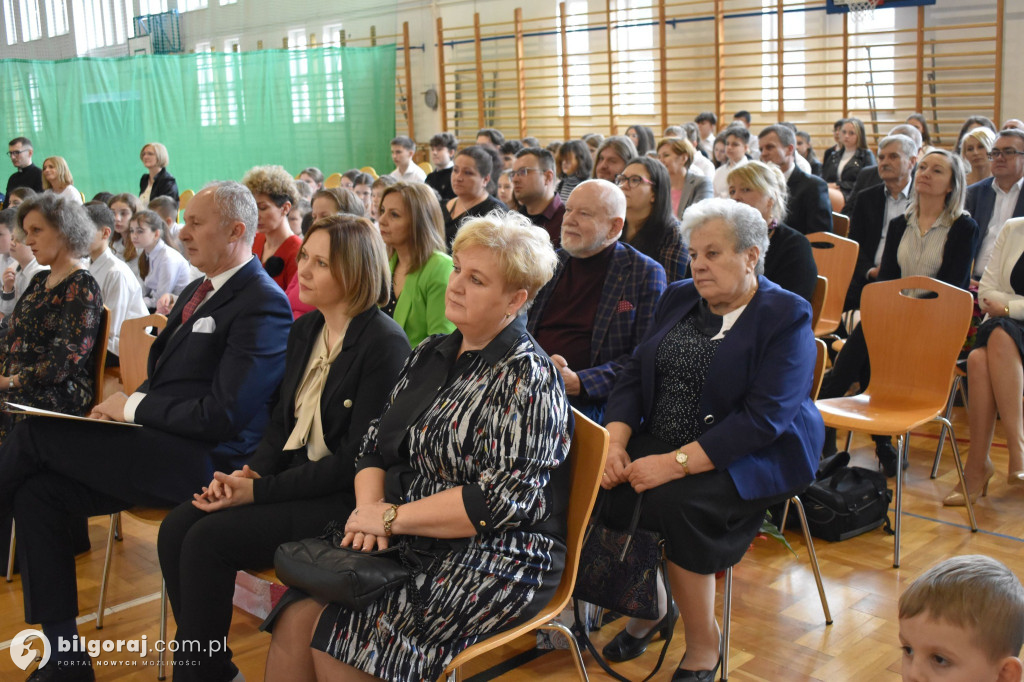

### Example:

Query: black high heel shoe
xmin=602 ymin=602 xmax=679 ymax=663
xmin=671 ymin=655 xmax=722 ymax=681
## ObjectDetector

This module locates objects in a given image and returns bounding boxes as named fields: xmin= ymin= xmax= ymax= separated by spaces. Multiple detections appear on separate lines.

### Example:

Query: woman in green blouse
xmin=377 ymin=182 xmax=455 ymax=346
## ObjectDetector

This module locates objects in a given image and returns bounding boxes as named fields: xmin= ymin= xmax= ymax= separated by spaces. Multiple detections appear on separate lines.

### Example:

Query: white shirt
xmin=876 ymin=181 xmax=912 ymax=267
xmin=140 ymin=239 xmax=190 ymax=308
xmin=699 ymin=133 xmax=715 ymax=158
xmin=0 ymin=258 xmax=48 ymax=317
xmin=51 ymin=186 xmax=82 ymax=204
xmin=979 ymin=217 xmax=1024 ymax=320
xmin=89 ymin=248 xmax=149 ymax=357
xmin=389 ymin=164 xmax=427 ymax=183
xmin=690 ymin=153 xmax=715 ymax=180
xmin=124 ymin=256 xmax=254 ymax=423
xmin=713 ymin=158 xmax=749 ymax=199
xmin=837 ymin=148 xmax=856 ymax=178
xmin=975 ymin=177 xmax=1024 ymax=278
xmin=794 ymin=152 xmax=811 ymax=174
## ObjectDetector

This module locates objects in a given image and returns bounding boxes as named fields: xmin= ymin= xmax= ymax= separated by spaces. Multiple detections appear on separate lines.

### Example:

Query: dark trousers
xmin=157 ymin=493 xmax=354 ymax=682
xmin=0 ymin=417 xmax=221 ymax=623
xmin=818 ymin=323 xmax=870 ymax=400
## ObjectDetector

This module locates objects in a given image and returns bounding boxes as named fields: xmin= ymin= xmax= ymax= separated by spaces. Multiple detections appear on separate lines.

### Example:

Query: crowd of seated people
xmin=5 ymin=109 xmax=1024 ymax=682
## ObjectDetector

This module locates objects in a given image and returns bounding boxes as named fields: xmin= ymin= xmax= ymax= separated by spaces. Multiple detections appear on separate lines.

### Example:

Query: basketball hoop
xmin=836 ymin=0 xmax=882 ymax=23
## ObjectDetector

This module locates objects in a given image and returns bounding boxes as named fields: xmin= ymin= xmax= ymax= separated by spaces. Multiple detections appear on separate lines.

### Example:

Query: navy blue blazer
xmin=136 ymin=256 xmax=293 ymax=465
xmin=604 ymin=276 xmax=823 ymax=500
xmin=965 ymin=177 xmax=1024 ymax=252
xmin=527 ymin=242 xmax=666 ymax=402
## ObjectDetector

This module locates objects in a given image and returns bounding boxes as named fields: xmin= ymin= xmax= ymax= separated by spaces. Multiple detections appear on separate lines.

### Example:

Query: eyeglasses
xmin=7 ymin=150 xmax=27 ymax=157
xmin=614 ymin=174 xmax=656 ymax=189
xmin=988 ymin=149 xmax=1024 ymax=160
xmin=510 ymin=167 xmax=542 ymax=178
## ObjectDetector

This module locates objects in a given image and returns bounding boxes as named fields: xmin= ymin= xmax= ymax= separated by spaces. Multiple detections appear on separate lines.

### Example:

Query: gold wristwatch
xmin=383 ymin=504 xmax=399 ymax=537
xmin=675 ymin=448 xmax=690 ymax=476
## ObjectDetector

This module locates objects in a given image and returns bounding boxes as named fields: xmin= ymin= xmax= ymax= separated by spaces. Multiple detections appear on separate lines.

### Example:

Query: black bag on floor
xmin=802 ymin=457 xmax=893 ymax=542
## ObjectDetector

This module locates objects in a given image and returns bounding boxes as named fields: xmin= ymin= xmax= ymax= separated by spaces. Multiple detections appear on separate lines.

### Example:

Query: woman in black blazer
xmin=157 ymin=215 xmax=411 ymax=682
xmin=820 ymin=118 xmax=876 ymax=209
xmin=139 ymin=142 xmax=179 ymax=204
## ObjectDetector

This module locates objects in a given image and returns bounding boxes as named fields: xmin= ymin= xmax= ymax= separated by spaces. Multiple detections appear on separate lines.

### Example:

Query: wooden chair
xmin=118 ymin=314 xmax=167 ymax=394
xmin=178 ymin=189 xmax=195 ymax=222
xmin=418 ymin=160 xmax=433 ymax=175
xmin=831 ymin=211 xmax=850 ymax=238
xmin=360 ymin=166 xmax=379 ymax=180
xmin=6 ymin=306 xmax=111 ymax=583
xmin=815 ymin=276 xmax=976 ymax=568
xmin=443 ymin=409 xmax=609 ymax=682
xmin=720 ymin=339 xmax=832 ymax=681
xmin=932 ymin=365 xmax=969 ymax=478
xmin=323 ymin=172 xmax=343 ymax=188
xmin=807 ymin=232 xmax=859 ymax=339
xmin=810 ymin=276 xmax=827 ymax=331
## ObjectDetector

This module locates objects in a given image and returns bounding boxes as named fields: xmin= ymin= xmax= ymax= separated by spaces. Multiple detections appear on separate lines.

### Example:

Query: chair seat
xmin=816 ymin=395 xmax=943 ymax=436
xmin=813 ymin=315 xmax=841 ymax=338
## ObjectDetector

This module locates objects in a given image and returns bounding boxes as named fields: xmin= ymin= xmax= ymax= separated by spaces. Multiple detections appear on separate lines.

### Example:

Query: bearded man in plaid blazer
xmin=527 ymin=179 xmax=666 ymax=422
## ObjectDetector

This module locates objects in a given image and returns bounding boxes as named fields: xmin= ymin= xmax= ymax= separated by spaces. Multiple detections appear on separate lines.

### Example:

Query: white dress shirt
xmin=876 ymin=181 xmax=912 ymax=267
xmin=89 ymin=248 xmax=149 ymax=357
xmin=140 ymin=239 xmax=190 ymax=308
xmin=389 ymin=164 xmax=427 ymax=183
xmin=975 ymin=177 xmax=1024 ymax=278
xmin=690 ymin=153 xmax=715 ymax=180
xmin=713 ymin=158 xmax=749 ymax=199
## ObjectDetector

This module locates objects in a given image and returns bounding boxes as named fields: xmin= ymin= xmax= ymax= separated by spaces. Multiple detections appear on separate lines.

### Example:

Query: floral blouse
xmin=0 ymin=269 xmax=104 ymax=439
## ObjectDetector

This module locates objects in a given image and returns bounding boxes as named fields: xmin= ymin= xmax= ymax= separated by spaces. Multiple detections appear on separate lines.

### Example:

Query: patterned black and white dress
xmin=310 ymin=315 xmax=572 ymax=681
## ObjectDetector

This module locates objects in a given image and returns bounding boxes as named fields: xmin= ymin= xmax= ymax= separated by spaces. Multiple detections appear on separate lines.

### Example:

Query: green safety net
xmin=0 ymin=45 xmax=397 ymax=199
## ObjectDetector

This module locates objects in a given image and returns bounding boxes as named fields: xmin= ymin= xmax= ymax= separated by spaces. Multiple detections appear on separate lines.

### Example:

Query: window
xmin=219 ymin=0 xmax=237 ymax=5
xmin=4 ymin=0 xmax=17 ymax=44
xmin=322 ymin=21 xmax=343 ymax=47
xmin=224 ymin=49 xmax=244 ymax=125
xmin=761 ymin=0 xmax=805 ymax=112
xmin=179 ymin=0 xmax=207 ymax=12
xmin=71 ymin=0 xmax=132 ymax=52
xmin=223 ymin=36 xmax=238 ymax=53
xmin=44 ymin=0 xmax=68 ymax=37
xmin=611 ymin=0 xmax=655 ymax=117
xmin=196 ymin=43 xmax=217 ymax=126
xmin=19 ymin=0 xmax=42 ymax=41
xmin=288 ymin=29 xmax=311 ymax=124
xmin=848 ymin=8 xmax=896 ymax=111
xmin=557 ymin=0 xmax=592 ymax=117
xmin=194 ymin=39 xmax=210 ymax=52
xmin=139 ymin=0 xmax=167 ymax=13
xmin=10 ymin=72 xmax=43 ymax=132
xmin=324 ymin=48 xmax=345 ymax=122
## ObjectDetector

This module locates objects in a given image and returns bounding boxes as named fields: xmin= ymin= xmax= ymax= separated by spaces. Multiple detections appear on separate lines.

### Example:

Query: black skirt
xmin=975 ymin=316 xmax=1024 ymax=360
xmin=602 ymin=432 xmax=791 ymax=575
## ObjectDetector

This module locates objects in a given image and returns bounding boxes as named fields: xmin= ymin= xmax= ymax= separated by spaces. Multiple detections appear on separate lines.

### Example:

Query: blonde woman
xmin=962 ymin=127 xmax=997 ymax=186
xmin=41 ymin=157 xmax=82 ymax=204
xmin=139 ymin=142 xmax=179 ymax=204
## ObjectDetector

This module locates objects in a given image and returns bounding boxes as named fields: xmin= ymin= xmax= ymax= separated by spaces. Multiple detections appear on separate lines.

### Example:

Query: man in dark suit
xmin=3 ymin=137 xmax=43 ymax=208
xmin=758 ymin=124 xmax=832 ymax=235
xmin=527 ymin=179 xmax=666 ymax=423
xmin=844 ymin=124 xmax=921 ymax=217
xmin=845 ymin=133 xmax=917 ymax=310
xmin=966 ymin=129 xmax=1024 ymax=280
xmin=0 ymin=181 xmax=292 ymax=681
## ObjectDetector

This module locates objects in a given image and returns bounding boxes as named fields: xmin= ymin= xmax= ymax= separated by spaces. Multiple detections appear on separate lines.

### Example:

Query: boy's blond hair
xmin=899 ymin=555 xmax=1024 ymax=662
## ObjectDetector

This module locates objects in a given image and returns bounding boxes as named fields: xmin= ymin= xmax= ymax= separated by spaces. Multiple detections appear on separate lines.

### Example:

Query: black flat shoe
xmin=875 ymin=439 xmax=908 ymax=478
xmin=602 ymin=602 xmax=679 ymax=663
xmin=671 ymin=655 xmax=722 ymax=681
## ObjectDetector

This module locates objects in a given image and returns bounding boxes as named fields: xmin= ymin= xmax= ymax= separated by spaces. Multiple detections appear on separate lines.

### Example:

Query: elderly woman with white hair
xmin=599 ymin=198 xmax=822 ymax=680
xmin=263 ymin=210 xmax=572 ymax=682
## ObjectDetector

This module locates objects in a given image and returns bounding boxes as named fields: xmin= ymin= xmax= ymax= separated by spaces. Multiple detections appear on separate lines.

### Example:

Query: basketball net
xmin=847 ymin=0 xmax=880 ymax=24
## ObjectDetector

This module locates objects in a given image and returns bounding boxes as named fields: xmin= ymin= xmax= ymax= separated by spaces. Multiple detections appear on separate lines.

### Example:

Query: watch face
xmin=384 ymin=507 xmax=397 ymax=522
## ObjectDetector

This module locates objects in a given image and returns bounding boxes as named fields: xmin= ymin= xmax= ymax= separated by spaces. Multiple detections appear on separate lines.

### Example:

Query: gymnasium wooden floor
xmin=2 ymin=406 xmax=1022 ymax=681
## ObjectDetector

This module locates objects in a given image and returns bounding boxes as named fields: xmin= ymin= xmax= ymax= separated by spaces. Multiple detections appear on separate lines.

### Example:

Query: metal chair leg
xmin=779 ymin=498 xmax=792 ymax=533
xmin=932 ymin=375 xmax=963 ymax=478
xmin=538 ymin=621 xmax=591 ymax=681
xmin=114 ymin=512 xmax=123 ymax=542
xmin=6 ymin=519 xmax=15 ymax=582
xmin=844 ymin=430 xmax=853 ymax=452
xmin=790 ymin=496 xmax=832 ymax=624
xmin=937 ymin=415 xmax=978 ymax=532
xmin=158 ymin=579 xmax=168 ymax=680
xmin=96 ymin=513 xmax=118 ymax=629
xmin=893 ymin=433 xmax=908 ymax=568
xmin=721 ymin=566 xmax=732 ymax=681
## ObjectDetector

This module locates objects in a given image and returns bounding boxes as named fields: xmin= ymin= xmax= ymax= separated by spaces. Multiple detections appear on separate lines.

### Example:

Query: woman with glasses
xmin=441 ymin=145 xmax=507 ymax=247
xmin=617 ymin=157 xmax=689 ymax=282
xmin=138 ymin=142 xmax=179 ymax=206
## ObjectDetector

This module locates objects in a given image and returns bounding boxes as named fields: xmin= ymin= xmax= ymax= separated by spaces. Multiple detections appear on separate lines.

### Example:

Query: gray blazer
xmin=676 ymin=172 xmax=713 ymax=219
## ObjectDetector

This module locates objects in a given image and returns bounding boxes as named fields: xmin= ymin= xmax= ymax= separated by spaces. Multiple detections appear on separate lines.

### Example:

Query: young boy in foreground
xmin=899 ymin=554 xmax=1024 ymax=681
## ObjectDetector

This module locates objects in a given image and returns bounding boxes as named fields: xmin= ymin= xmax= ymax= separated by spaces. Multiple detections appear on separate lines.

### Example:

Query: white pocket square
xmin=192 ymin=317 xmax=216 ymax=334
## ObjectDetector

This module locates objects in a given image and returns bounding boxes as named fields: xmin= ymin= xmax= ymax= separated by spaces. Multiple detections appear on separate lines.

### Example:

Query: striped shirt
xmin=897 ymin=214 xmax=953 ymax=295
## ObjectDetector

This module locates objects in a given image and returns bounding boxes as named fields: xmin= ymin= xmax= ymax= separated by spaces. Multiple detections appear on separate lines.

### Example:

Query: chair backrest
xmin=178 ymin=189 xmax=195 ymax=222
xmin=810 ymin=276 xmax=828 ymax=331
xmin=808 ymin=231 xmax=859 ymax=337
xmin=417 ymin=161 xmax=433 ymax=174
xmin=831 ymin=211 xmax=850 ymax=238
xmin=860 ymin=276 xmax=973 ymax=406
xmin=811 ymin=338 xmax=827 ymax=400
xmin=118 ymin=313 xmax=168 ymax=394
xmin=323 ymin=172 xmax=343 ymax=189
xmin=360 ymin=166 xmax=379 ymax=180
xmin=90 ymin=306 xmax=111 ymax=409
